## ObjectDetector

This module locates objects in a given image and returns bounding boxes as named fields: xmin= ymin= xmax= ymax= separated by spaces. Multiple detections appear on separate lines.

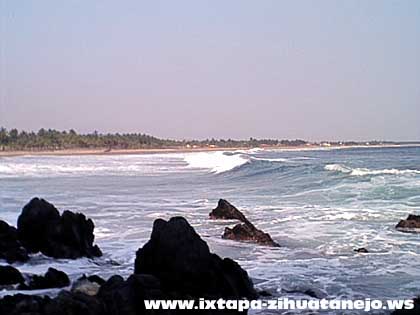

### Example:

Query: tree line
xmin=0 ymin=127 xmax=308 ymax=151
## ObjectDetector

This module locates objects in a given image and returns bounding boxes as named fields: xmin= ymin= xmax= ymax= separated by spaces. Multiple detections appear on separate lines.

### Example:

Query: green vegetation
xmin=0 ymin=127 xmax=308 ymax=151
xmin=1 ymin=127 xmax=414 ymax=152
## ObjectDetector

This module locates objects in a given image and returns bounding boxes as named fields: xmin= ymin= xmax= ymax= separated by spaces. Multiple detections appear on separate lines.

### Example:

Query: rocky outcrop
xmin=396 ymin=215 xmax=420 ymax=232
xmin=19 ymin=268 xmax=70 ymax=290
xmin=210 ymin=199 xmax=250 ymax=224
xmin=1 ymin=215 xmax=255 ymax=314
xmin=0 ymin=265 xmax=24 ymax=286
xmin=17 ymin=197 xmax=102 ymax=259
xmin=135 ymin=216 xmax=257 ymax=300
xmin=223 ymin=223 xmax=280 ymax=247
xmin=0 ymin=220 xmax=29 ymax=263
xmin=210 ymin=199 xmax=280 ymax=247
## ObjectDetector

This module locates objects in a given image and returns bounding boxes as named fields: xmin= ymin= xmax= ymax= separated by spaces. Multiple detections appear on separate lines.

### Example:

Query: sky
xmin=1 ymin=1 xmax=419 ymax=141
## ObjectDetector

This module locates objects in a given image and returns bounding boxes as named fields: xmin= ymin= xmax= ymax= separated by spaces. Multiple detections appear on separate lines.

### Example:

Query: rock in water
xmin=20 ymin=268 xmax=70 ymax=290
xmin=396 ymin=214 xmax=420 ymax=233
xmin=223 ymin=223 xmax=280 ymax=247
xmin=0 ymin=220 xmax=29 ymax=263
xmin=135 ymin=216 xmax=257 ymax=300
xmin=210 ymin=200 xmax=280 ymax=247
xmin=209 ymin=199 xmax=250 ymax=224
xmin=17 ymin=197 xmax=102 ymax=259
xmin=354 ymin=247 xmax=369 ymax=253
xmin=0 ymin=265 xmax=24 ymax=285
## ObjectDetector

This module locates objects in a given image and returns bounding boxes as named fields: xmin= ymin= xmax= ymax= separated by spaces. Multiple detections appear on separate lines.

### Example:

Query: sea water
xmin=1 ymin=146 xmax=419 ymax=313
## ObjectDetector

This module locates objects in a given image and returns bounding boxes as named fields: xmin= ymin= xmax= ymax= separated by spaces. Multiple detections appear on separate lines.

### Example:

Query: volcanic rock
xmin=17 ymin=197 xmax=102 ymax=259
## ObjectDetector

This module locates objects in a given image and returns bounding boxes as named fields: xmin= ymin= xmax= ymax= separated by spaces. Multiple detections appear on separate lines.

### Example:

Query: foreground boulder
xmin=223 ymin=223 xmax=280 ymax=247
xmin=17 ymin=197 xmax=102 ymax=259
xmin=0 ymin=220 xmax=29 ymax=263
xmin=0 ymin=292 xmax=104 ymax=315
xmin=1 ymin=216 xmax=255 ymax=314
xmin=0 ymin=294 xmax=51 ymax=315
xmin=19 ymin=268 xmax=70 ymax=290
xmin=0 ymin=265 xmax=24 ymax=286
xmin=396 ymin=215 xmax=420 ymax=233
xmin=135 ymin=216 xmax=257 ymax=300
xmin=210 ymin=199 xmax=279 ymax=247
xmin=98 ymin=274 xmax=169 ymax=314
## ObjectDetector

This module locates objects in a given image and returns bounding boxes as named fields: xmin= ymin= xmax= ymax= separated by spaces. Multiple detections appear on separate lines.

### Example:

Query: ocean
xmin=1 ymin=146 xmax=419 ymax=313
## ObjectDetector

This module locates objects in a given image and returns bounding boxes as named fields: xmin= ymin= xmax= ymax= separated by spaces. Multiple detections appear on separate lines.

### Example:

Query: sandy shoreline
xmin=0 ymin=144 xmax=419 ymax=158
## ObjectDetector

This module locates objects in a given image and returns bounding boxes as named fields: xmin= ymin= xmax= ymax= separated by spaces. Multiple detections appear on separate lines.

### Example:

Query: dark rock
xmin=17 ymin=197 xmax=61 ymax=253
xmin=19 ymin=268 xmax=70 ymax=290
xmin=396 ymin=215 xmax=420 ymax=232
xmin=98 ymin=274 xmax=169 ymax=314
xmin=223 ymin=223 xmax=280 ymax=247
xmin=0 ymin=220 xmax=29 ymax=263
xmin=209 ymin=199 xmax=250 ymax=224
xmin=17 ymin=197 xmax=102 ymax=259
xmin=135 ymin=217 xmax=257 ymax=300
xmin=354 ymin=247 xmax=369 ymax=253
xmin=45 ymin=291 xmax=105 ymax=315
xmin=0 ymin=294 xmax=50 ymax=315
xmin=210 ymin=200 xmax=279 ymax=247
xmin=392 ymin=297 xmax=420 ymax=314
xmin=0 ymin=265 xmax=24 ymax=285
xmin=0 ymin=291 xmax=103 ymax=315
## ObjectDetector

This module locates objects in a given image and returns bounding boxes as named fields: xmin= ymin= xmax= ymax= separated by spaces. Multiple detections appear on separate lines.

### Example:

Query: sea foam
xmin=183 ymin=151 xmax=249 ymax=173
xmin=325 ymin=164 xmax=420 ymax=176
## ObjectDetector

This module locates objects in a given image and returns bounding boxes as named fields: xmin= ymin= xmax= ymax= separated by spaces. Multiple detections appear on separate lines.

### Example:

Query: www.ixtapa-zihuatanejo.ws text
xmin=144 ymin=298 xmax=414 ymax=312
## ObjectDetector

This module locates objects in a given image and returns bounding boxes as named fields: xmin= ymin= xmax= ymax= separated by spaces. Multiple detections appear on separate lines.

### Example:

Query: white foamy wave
xmin=183 ymin=151 xmax=249 ymax=173
xmin=0 ymin=154 xmax=187 ymax=178
xmin=325 ymin=164 xmax=420 ymax=176
xmin=252 ymin=157 xmax=289 ymax=162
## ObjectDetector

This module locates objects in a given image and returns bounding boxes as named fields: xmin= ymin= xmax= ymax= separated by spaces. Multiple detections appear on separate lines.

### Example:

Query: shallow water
xmin=1 ymin=146 xmax=419 ymax=313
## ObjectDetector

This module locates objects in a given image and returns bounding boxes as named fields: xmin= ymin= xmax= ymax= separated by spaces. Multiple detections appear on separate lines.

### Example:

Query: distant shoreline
xmin=1 ymin=143 xmax=419 ymax=158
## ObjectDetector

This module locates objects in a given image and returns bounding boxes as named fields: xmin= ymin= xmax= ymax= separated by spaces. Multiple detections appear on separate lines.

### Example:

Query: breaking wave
xmin=325 ymin=164 xmax=420 ymax=176
xmin=183 ymin=151 xmax=250 ymax=174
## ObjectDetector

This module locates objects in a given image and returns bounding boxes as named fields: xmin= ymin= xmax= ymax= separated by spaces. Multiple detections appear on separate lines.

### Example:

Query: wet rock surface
xmin=17 ymin=197 xmax=102 ymax=259
xmin=210 ymin=199 xmax=280 ymax=247
xmin=223 ymin=223 xmax=280 ymax=247
xmin=135 ymin=216 xmax=257 ymax=300
xmin=19 ymin=268 xmax=70 ymax=290
xmin=396 ymin=215 xmax=420 ymax=233
xmin=0 ymin=220 xmax=29 ymax=263
xmin=210 ymin=199 xmax=250 ymax=224
xmin=0 ymin=265 xmax=24 ymax=286
xmin=1 ymin=214 xmax=255 ymax=314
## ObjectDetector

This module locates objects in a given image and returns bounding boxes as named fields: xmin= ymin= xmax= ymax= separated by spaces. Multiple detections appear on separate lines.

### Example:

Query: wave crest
xmin=183 ymin=151 xmax=249 ymax=174
xmin=325 ymin=164 xmax=420 ymax=176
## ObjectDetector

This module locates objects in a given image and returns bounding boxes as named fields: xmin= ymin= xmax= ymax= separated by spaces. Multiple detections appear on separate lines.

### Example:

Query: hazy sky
xmin=1 ymin=1 xmax=419 ymax=141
